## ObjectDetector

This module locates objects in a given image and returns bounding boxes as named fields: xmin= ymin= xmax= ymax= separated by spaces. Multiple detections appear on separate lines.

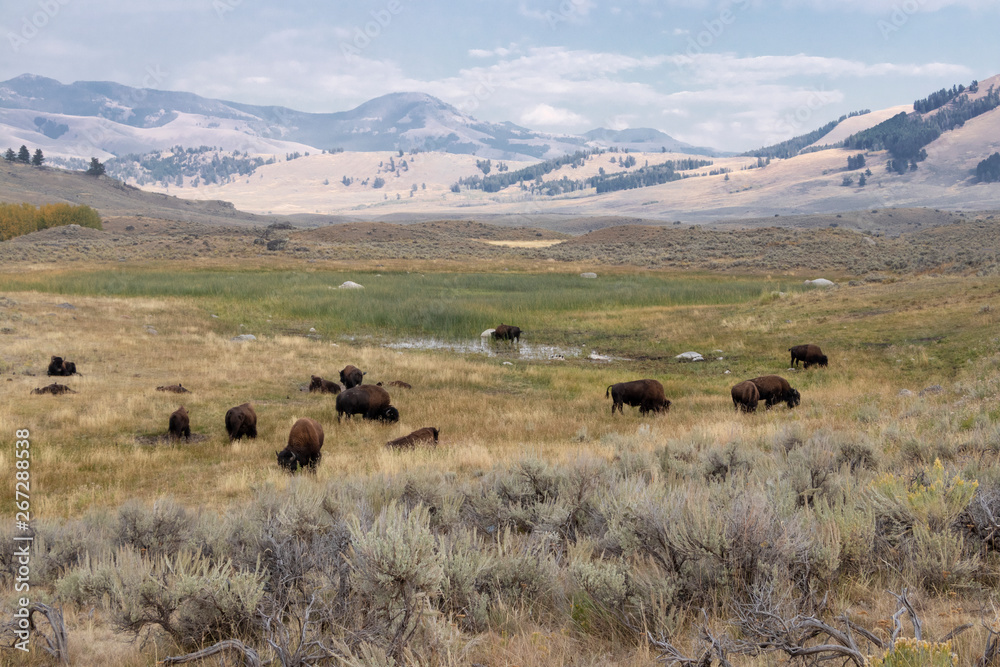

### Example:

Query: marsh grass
xmin=1 ymin=265 xmax=999 ymax=665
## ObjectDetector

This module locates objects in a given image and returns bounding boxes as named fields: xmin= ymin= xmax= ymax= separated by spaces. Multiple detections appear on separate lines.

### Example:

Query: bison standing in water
xmin=749 ymin=375 xmax=801 ymax=410
xmin=491 ymin=324 xmax=521 ymax=344
xmin=168 ymin=406 xmax=191 ymax=440
xmin=731 ymin=381 xmax=760 ymax=413
xmin=225 ymin=403 xmax=258 ymax=441
xmin=606 ymin=379 xmax=671 ymax=415
xmin=340 ymin=365 xmax=365 ymax=389
xmin=789 ymin=344 xmax=828 ymax=368
xmin=277 ymin=417 xmax=324 ymax=473
xmin=336 ymin=385 xmax=398 ymax=422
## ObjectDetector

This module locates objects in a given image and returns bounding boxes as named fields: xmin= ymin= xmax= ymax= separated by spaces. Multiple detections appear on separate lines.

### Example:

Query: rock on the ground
xmin=231 ymin=334 xmax=257 ymax=342
xmin=339 ymin=281 xmax=364 ymax=289
xmin=676 ymin=351 xmax=705 ymax=362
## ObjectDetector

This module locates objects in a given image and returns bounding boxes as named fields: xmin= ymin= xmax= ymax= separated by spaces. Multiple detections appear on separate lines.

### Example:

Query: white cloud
xmin=520 ymin=103 xmax=589 ymax=127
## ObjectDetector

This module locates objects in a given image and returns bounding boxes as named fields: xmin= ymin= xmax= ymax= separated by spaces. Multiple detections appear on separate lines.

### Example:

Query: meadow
xmin=0 ymin=263 xmax=998 ymax=666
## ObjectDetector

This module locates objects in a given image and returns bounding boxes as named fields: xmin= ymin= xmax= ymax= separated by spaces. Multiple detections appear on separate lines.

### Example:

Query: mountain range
xmin=0 ymin=74 xmax=721 ymax=162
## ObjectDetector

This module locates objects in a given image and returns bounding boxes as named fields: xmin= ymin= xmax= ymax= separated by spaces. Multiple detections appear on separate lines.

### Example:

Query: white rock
xmin=231 ymin=334 xmax=257 ymax=342
xmin=804 ymin=278 xmax=836 ymax=287
xmin=580 ymin=272 xmax=597 ymax=279
xmin=502 ymin=361 xmax=513 ymax=366
xmin=309 ymin=327 xmax=316 ymax=332
xmin=480 ymin=328 xmax=496 ymax=338
xmin=338 ymin=281 xmax=364 ymax=289
xmin=676 ymin=351 xmax=705 ymax=362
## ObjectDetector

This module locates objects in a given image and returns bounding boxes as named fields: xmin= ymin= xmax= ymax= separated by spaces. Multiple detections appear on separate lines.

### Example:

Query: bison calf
xmin=340 ymin=365 xmax=365 ymax=389
xmin=277 ymin=417 xmax=324 ymax=473
xmin=731 ymin=381 xmax=760 ymax=413
xmin=606 ymin=379 xmax=671 ymax=415
xmin=309 ymin=375 xmax=342 ymax=394
xmin=169 ymin=406 xmax=191 ymax=440
xmin=225 ymin=403 xmax=258 ymax=441
xmin=749 ymin=375 xmax=801 ymax=410
xmin=789 ymin=344 xmax=828 ymax=368
xmin=386 ymin=427 xmax=439 ymax=450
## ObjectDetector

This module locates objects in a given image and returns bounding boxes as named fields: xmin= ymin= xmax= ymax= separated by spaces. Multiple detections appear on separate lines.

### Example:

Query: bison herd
xmin=35 ymin=335 xmax=828 ymax=474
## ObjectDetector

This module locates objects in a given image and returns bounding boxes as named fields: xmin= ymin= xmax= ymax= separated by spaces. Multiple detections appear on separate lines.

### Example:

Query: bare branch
xmin=159 ymin=639 xmax=261 ymax=667
xmin=27 ymin=603 xmax=69 ymax=665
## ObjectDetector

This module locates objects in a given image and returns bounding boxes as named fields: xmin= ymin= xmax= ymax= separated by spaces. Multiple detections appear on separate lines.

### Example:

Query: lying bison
xmin=749 ymin=375 xmax=801 ymax=410
xmin=47 ymin=356 xmax=77 ymax=377
xmin=606 ymin=379 xmax=671 ymax=415
xmin=225 ymin=403 xmax=258 ymax=441
xmin=31 ymin=383 xmax=76 ymax=395
xmin=336 ymin=385 xmax=398 ymax=422
xmin=277 ymin=417 xmax=324 ymax=473
xmin=789 ymin=344 xmax=828 ymax=368
xmin=169 ymin=406 xmax=191 ymax=441
xmin=378 ymin=380 xmax=412 ymax=389
xmin=386 ymin=427 xmax=439 ymax=450
xmin=340 ymin=365 xmax=365 ymax=389
xmin=157 ymin=384 xmax=190 ymax=394
xmin=491 ymin=323 xmax=521 ymax=344
xmin=731 ymin=381 xmax=760 ymax=413
xmin=309 ymin=375 xmax=342 ymax=394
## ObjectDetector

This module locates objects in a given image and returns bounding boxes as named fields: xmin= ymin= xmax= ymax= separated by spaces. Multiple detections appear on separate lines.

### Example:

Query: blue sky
xmin=2 ymin=0 xmax=997 ymax=152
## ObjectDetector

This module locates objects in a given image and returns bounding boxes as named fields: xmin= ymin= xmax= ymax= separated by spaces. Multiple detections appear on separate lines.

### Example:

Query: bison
xmin=47 ymin=356 xmax=77 ymax=376
xmin=340 ymin=365 xmax=365 ymax=389
xmin=157 ymin=384 xmax=190 ymax=393
xmin=491 ymin=323 xmax=521 ymax=344
xmin=225 ymin=403 xmax=258 ymax=441
xmin=378 ymin=380 xmax=412 ymax=389
xmin=335 ymin=385 xmax=398 ymax=422
xmin=169 ymin=406 xmax=191 ymax=440
xmin=277 ymin=417 xmax=324 ymax=473
xmin=386 ymin=427 xmax=439 ymax=450
xmin=749 ymin=375 xmax=801 ymax=410
xmin=309 ymin=375 xmax=342 ymax=394
xmin=606 ymin=379 xmax=671 ymax=415
xmin=789 ymin=344 xmax=828 ymax=368
xmin=31 ymin=383 xmax=76 ymax=395
xmin=731 ymin=381 xmax=760 ymax=413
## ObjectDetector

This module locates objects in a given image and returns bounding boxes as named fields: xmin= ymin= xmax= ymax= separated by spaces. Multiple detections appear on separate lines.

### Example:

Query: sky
xmin=1 ymin=0 xmax=997 ymax=153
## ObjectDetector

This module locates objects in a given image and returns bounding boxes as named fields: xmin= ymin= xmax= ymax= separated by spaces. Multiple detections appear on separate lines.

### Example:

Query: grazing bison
xmin=168 ymin=406 xmax=191 ymax=441
xmin=309 ymin=375 xmax=342 ymax=394
xmin=157 ymin=384 xmax=190 ymax=393
xmin=47 ymin=356 xmax=77 ymax=376
xmin=789 ymin=344 xmax=828 ymax=368
xmin=225 ymin=403 xmax=258 ymax=441
xmin=340 ymin=365 xmax=365 ymax=389
xmin=606 ymin=379 xmax=672 ymax=415
xmin=491 ymin=323 xmax=521 ymax=344
xmin=335 ymin=385 xmax=397 ymax=422
xmin=31 ymin=383 xmax=76 ymax=395
xmin=378 ymin=380 xmax=412 ymax=389
xmin=386 ymin=427 xmax=439 ymax=450
xmin=731 ymin=381 xmax=760 ymax=413
xmin=277 ymin=417 xmax=324 ymax=473
xmin=749 ymin=375 xmax=801 ymax=410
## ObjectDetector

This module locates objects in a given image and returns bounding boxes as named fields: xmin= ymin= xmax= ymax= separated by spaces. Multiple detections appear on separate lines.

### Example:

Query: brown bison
xmin=31 ymin=383 xmax=76 ymax=395
xmin=225 ymin=403 xmax=258 ymax=441
xmin=606 ymin=379 xmax=671 ymax=415
xmin=491 ymin=323 xmax=521 ymax=344
xmin=309 ymin=375 xmax=342 ymax=394
xmin=169 ymin=406 xmax=191 ymax=440
xmin=157 ymin=384 xmax=190 ymax=393
xmin=335 ymin=385 xmax=398 ymax=422
xmin=386 ymin=427 xmax=439 ymax=450
xmin=749 ymin=375 xmax=801 ymax=410
xmin=378 ymin=380 xmax=412 ymax=389
xmin=277 ymin=417 xmax=324 ymax=473
xmin=47 ymin=356 xmax=77 ymax=376
xmin=340 ymin=365 xmax=365 ymax=389
xmin=731 ymin=381 xmax=760 ymax=413
xmin=789 ymin=344 xmax=828 ymax=368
